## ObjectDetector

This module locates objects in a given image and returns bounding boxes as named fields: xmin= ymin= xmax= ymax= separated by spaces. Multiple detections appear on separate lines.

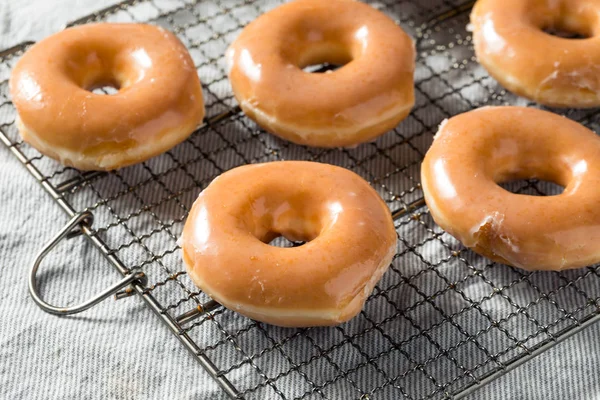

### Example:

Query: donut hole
xmin=260 ymin=226 xmax=317 ymax=248
xmin=89 ymin=82 xmax=120 ymax=95
xmin=543 ymin=26 xmax=589 ymax=39
xmin=298 ymin=43 xmax=353 ymax=74
xmin=62 ymin=45 xmax=128 ymax=94
xmin=267 ymin=235 xmax=306 ymax=248
xmin=491 ymin=148 xmax=571 ymax=196
xmin=302 ymin=63 xmax=344 ymax=74
xmin=83 ymin=72 xmax=122 ymax=95
xmin=63 ymin=43 xmax=150 ymax=96
xmin=499 ymin=179 xmax=565 ymax=196
xmin=247 ymin=192 xmax=328 ymax=248
xmin=541 ymin=10 xmax=594 ymax=39
xmin=77 ymin=69 xmax=124 ymax=95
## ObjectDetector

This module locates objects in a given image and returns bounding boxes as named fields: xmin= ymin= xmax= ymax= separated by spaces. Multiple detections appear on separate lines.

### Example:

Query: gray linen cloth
xmin=0 ymin=1 xmax=599 ymax=399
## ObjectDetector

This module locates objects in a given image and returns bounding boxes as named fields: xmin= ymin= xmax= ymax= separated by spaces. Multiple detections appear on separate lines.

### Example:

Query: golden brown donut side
xmin=181 ymin=161 xmax=397 ymax=327
xmin=227 ymin=0 xmax=415 ymax=147
xmin=421 ymin=107 xmax=600 ymax=270
xmin=10 ymin=23 xmax=205 ymax=170
xmin=471 ymin=0 xmax=600 ymax=108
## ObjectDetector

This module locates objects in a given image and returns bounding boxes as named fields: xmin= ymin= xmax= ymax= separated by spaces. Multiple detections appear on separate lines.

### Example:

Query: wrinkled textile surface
xmin=1 ymin=1 xmax=599 ymax=399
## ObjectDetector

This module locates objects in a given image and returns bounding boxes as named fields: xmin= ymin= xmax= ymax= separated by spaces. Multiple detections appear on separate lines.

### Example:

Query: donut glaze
xmin=181 ymin=161 xmax=397 ymax=327
xmin=226 ymin=0 xmax=415 ymax=147
xmin=471 ymin=0 xmax=600 ymax=107
xmin=10 ymin=23 xmax=205 ymax=170
xmin=421 ymin=107 xmax=600 ymax=270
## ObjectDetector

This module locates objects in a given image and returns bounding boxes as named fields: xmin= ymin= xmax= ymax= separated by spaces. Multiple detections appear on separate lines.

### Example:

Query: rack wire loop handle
xmin=28 ymin=211 xmax=147 ymax=315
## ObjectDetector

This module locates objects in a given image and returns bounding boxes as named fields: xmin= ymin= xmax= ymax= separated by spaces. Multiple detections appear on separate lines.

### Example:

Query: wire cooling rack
xmin=2 ymin=0 xmax=600 ymax=398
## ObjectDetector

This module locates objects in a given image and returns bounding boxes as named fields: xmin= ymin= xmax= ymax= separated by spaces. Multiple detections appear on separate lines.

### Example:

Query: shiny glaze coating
xmin=226 ymin=0 xmax=415 ymax=147
xmin=181 ymin=161 xmax=397 ymax=327
xmin=471 ymin=0 xmax=600 ymax=107
xmin=10 ymin=23 xmax=205 ymax=170
xmin=421 ymin=107 xmax=600 ymax=270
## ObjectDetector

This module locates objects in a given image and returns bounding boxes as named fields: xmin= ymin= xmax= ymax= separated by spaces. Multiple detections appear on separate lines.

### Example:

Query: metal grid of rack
xmin=2 ymin=0 xmax=600 ymax=398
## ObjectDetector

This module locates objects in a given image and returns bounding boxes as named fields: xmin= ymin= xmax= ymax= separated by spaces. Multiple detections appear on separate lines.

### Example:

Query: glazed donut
xmin=421 ymin=106 xmax=600 ymax=271
xmin=471 ymin=0 xmax=600 ymax=107
xmin=181 ymin=161 xmax=397 ymax=327
xmin=10 ymin=23 xmax=205 ymax=171
xmin=226 ymin=0 xmax=415 ymax=148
